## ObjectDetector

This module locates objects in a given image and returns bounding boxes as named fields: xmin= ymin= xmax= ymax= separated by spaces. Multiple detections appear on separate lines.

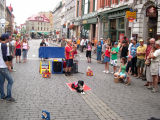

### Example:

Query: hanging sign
xmin=126 ymin=11 xmax=136 ymax=21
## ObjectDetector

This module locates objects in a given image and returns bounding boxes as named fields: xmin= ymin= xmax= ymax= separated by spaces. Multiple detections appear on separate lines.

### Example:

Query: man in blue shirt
xmin=0 ymin=34 xmax=15 ymax=102
xmin=130 ymin=39 xmax=139 ymax=77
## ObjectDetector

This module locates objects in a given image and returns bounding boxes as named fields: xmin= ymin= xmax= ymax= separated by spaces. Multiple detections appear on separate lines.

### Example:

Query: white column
xmin=157 ymin=9 xmax=160 ymax=35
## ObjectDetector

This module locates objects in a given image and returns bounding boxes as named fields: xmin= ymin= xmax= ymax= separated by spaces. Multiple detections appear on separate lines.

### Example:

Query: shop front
xmin=101 ymin=5 xmax=129 ymax=45
xmin=81 ymin=17 xmax=97 ymax=40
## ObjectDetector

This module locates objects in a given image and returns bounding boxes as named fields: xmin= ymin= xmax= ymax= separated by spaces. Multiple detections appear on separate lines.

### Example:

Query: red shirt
xmin=65 ymin=45 xmax=74 ymax=60
xmin=146 ymin=45 xmax=152 ymax=58
xmin=15 ymin=41 xmax=21 ymax=49
xmin=105 ymin=49 xmax=110 ymax=57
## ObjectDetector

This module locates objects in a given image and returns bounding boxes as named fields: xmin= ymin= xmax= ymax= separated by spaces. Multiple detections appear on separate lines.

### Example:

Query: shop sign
xmin=82 ymin=20 xmax=87 ymax=24
xmin=146 ymin=6 xmax=157 ymax=18
xmin=126 ymin=11 xmax=136 ymax=20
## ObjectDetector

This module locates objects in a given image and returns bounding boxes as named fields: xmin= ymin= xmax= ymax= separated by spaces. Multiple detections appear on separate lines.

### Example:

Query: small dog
xmin=71 ymin=80 xmax=85 ymax=94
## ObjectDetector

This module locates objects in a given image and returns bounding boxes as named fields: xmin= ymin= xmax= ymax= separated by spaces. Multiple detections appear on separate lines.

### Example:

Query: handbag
xmin=145 ymin=59 xmax=151 ymax=66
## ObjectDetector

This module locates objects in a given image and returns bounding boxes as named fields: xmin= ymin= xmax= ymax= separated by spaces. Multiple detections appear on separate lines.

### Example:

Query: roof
xmin=27 ymin=14 xmax=50 ymax=23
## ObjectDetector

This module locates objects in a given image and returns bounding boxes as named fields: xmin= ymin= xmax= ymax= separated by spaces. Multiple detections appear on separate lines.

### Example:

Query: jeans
xmin=0 ymin=68 xmax=13 ymax=99
xmin=97 ymin=51 xmax=102 ymax=61
xmin=131 ymin=57 xmax=137 ymax=75
xmin=23 ymin=49 xmax=28 ymax=59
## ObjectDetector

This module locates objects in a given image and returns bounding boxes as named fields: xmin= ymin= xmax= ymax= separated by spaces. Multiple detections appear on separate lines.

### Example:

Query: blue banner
xmin=39 ymin=47 xmax=65 ymax=58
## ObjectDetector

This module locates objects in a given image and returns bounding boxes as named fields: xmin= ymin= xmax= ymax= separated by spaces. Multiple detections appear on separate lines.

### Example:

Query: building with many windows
xmin=74 ymin=0 xmax=160 ymax=44
xmin=52 ymin=1 xmax=63 ymax=38
xmin=26 ymin=14 xmax=51 ymax=38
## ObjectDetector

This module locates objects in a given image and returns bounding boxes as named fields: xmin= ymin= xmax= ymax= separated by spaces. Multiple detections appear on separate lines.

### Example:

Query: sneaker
xmin=81 ymin=92 xmax=85 ymax=95
xmin=103 ymin=70 xmax=106 ymax=73
xmin=6 ymin=97 xmax=16 ymax=102
xmin=106 ymin=71 xmax=109 ymax=74
xmin=111 ymin=72 xmax=114 ymax=74
xmin=151 ymin=88 xmax=158 ymax=93
xmin=147 ymin=86 xmax=152 ymax=89
xmin=12 ymin=69 xmax=16 ymax=72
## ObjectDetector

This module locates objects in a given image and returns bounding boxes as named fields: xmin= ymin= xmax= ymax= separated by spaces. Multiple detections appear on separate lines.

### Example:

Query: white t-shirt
xmin=0 ymin=43 xmax=7 ymax=68
xmin=153 ymin=49 xmax=160 ymax=62
xmin=128 ymin=43 xmax=133 ymax=55
xmin=6 ymin=43 xmax=10 ymax=56
xmin=46 ymin=42 xmax=49 ymax=46
xmin=23 ymin=43 xmax=28 ymax=49
xmin=80 ymin=39 xmax=84 ymax=46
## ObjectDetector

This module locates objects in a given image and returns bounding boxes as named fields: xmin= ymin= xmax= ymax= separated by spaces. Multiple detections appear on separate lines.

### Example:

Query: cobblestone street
xmin=0 ymin=39 xmax=160 ymax=120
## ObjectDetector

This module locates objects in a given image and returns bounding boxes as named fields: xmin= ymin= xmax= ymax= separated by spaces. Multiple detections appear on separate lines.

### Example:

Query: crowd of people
xmin=62 ymin=36 xmax=160 ymax=93
xmin=0 ymin=33 xmax=30 ymax=102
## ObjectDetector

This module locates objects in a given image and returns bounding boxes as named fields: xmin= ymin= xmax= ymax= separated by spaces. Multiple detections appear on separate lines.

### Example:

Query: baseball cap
xmin=114 ymin=42 xmax=118 ymax=45
xmin=127 ymin=55 xmax=133 ymax=59
xmin=139 ymin=39 xmax=144 ymax=42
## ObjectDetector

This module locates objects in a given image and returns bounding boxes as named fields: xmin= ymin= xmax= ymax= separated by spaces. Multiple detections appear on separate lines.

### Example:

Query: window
xmin=84 ymin=0 xmax=89 ymax=14
xmin=38 ymin=27 xmax=39 ymax=31
xmin=32 ymin=26 xmax=34 ymax=30
xmin=77 ymin=0 xmax=79 ymax=17
xmin=41 ymin=27 xmax=42 ymax=31
xmin=93 ymin=0 xmax=97 ymax=11
xmin=118 ymin=18 xmax=124 ymax=29
xmin=82 ymin=0 xmax=85 ymax=15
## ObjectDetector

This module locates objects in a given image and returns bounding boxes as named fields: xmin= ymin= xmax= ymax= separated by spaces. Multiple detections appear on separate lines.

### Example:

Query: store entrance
xmin=146 ymin=6 xmax=158 ymax=39
xmin=148 ymin=17 xmax=158 ymax=39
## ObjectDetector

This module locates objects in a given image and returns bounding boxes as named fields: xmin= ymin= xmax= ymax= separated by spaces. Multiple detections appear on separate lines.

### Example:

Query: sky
xmin=6 ymin=0 xmax=60 ymax=25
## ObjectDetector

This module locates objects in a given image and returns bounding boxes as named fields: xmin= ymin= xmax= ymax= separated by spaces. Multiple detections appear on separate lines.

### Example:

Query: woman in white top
xmin=21 ymin=38 xmax=29 ymax=63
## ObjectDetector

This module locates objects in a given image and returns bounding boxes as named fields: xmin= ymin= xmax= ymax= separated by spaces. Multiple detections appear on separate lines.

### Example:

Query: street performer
xmin=65 ymin=39 xmax=76 ymax=76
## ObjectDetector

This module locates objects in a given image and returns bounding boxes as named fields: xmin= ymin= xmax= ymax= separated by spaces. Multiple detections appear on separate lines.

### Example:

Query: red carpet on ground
xmin=66 ymin=83 xmax=91 ymax=91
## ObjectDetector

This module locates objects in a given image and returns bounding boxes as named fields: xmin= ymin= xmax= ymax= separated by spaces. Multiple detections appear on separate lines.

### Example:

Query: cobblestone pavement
xmin=0 ymin=40 xmax=160 ymax=120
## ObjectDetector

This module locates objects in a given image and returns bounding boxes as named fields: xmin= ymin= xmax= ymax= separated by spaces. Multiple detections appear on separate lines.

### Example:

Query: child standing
xmin=103 ymin=45 xmax=111 ymax=73
xmin=126 ymin=55 xmax=132 ymax=85
xmin=111 ymin=42 xmax=119 ymax=74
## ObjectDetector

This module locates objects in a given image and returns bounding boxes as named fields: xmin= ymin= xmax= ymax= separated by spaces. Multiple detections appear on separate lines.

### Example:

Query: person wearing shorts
xmin=111 ymin=42 xmax=119 ymax=74
xmin=15 ymin=39 xmax=21 ymax=63
xmin=65 ymin=40 xmax=74 ymax=76
xmin=103 ymin=45 xmax=110 ymax=73
xmin=136 ymin=39 xmax=146 ymax=78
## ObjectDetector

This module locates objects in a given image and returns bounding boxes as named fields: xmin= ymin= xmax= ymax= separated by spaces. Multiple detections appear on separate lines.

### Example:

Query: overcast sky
xmin=6 ymin=0 xmax=60 ymax=25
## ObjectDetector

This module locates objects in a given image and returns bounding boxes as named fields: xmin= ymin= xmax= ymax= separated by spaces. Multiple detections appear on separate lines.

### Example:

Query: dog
xmin=71 ymin=80 xmax=85 ymax=94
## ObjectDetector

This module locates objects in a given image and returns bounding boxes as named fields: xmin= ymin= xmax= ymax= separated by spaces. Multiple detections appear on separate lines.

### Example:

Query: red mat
xmin=66 ymin=83 xmax=91 ymax=91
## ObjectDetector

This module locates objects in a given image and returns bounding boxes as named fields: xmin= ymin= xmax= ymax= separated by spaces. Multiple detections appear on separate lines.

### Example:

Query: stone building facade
xmin=52 ymin=1 xmax=63 ymax=38
xmin=64 ymin=0 xmax=76 ymax=39
xmin=5 ymin=5 xmax=14 ymax=35
xmin=0 ymin=0 xmax=6 ymax=35
xmin=131 ymin=0 xmax=160 ymax=41
xmin=26 ymin=14 xmax=51 ymax=38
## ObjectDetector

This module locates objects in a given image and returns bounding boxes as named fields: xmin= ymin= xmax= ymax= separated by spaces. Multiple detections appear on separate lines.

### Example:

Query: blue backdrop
xmin=39 ymin=47 xmax=65 ymax=58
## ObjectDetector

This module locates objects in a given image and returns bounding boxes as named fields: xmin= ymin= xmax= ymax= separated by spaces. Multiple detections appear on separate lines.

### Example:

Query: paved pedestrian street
xmin=0 ymin=39 xmax=160 ymax=120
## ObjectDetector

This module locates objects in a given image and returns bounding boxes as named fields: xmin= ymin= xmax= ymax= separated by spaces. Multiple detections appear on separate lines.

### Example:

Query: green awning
xmin=44 ymin=32 xmax=49 ymax=35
